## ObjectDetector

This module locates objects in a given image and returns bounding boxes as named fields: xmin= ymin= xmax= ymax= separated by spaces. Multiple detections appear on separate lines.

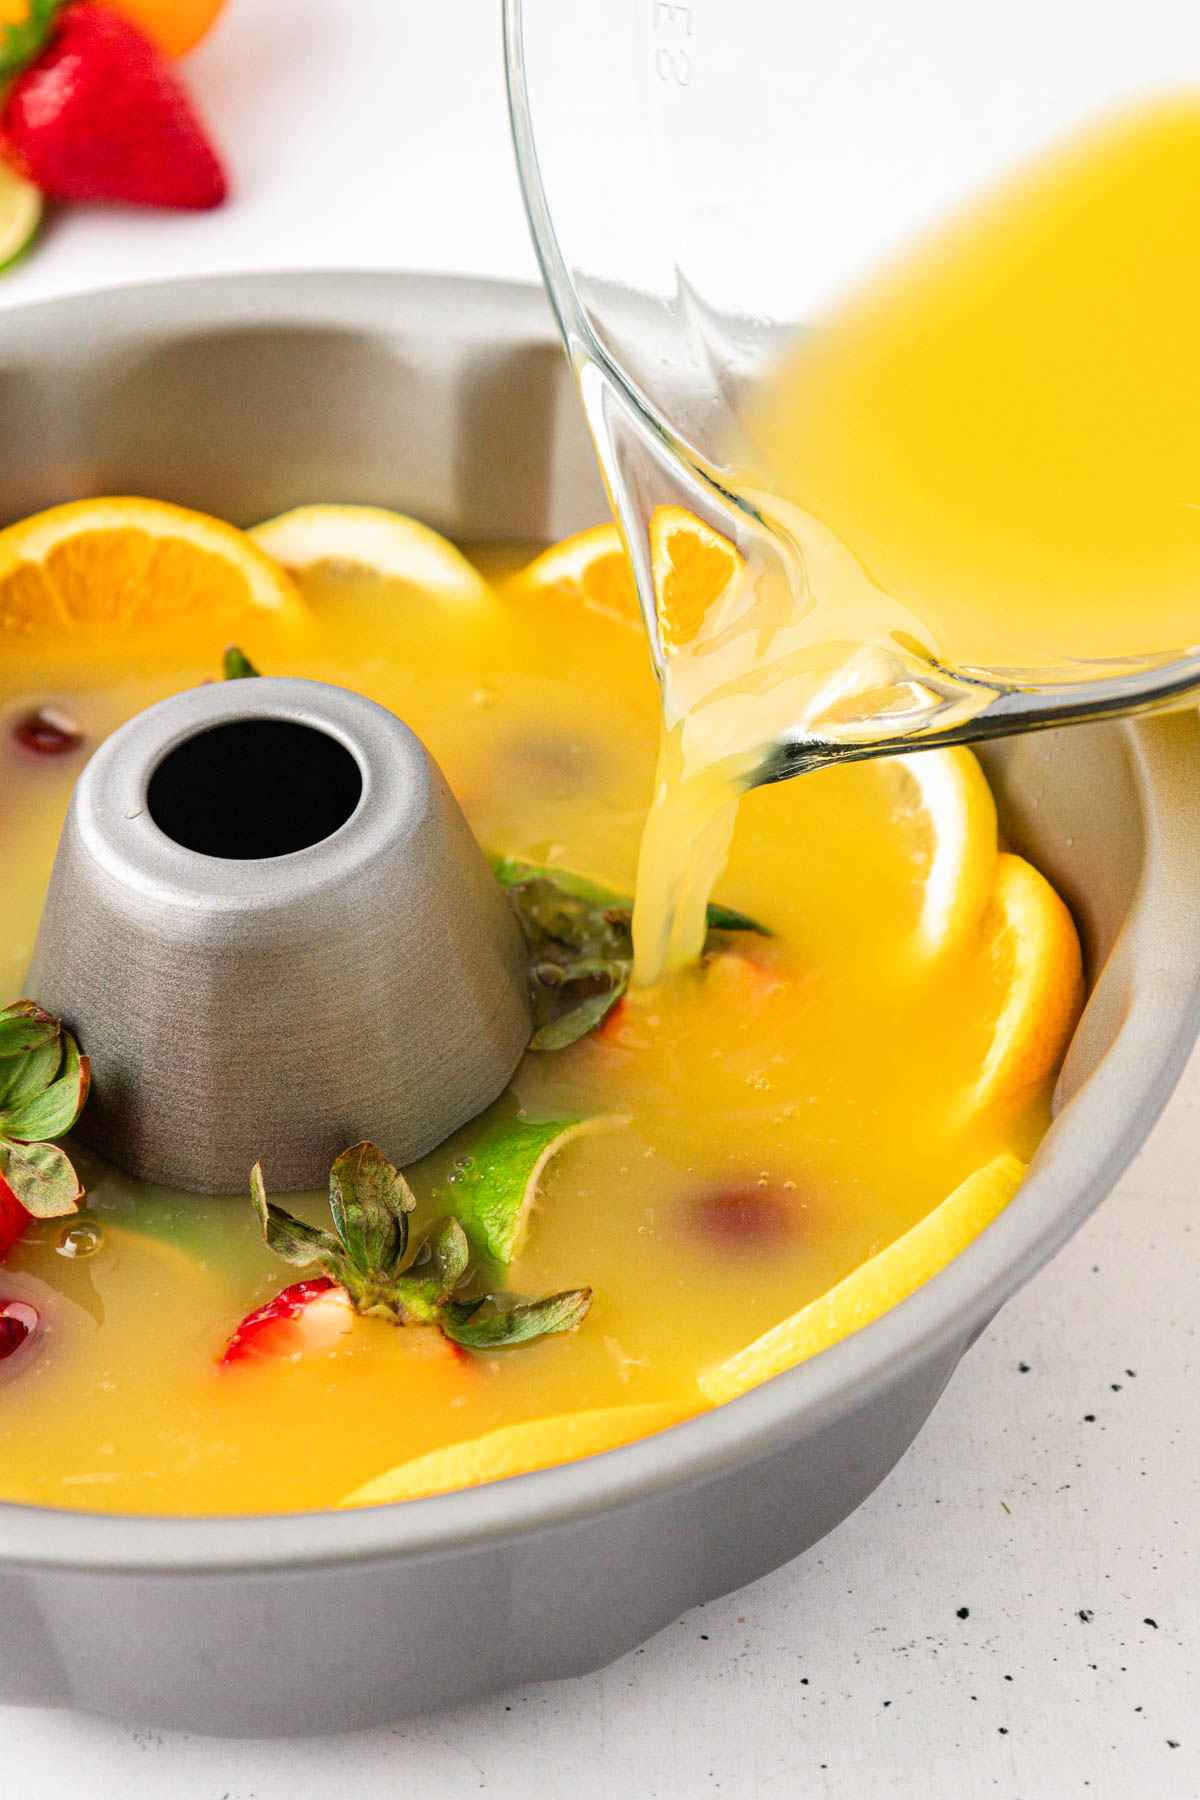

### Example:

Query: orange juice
xmin=0 ymin=530 xmax=1074 ymax=1515
xmin=632 ymin=95 xmax=1200 ymax=981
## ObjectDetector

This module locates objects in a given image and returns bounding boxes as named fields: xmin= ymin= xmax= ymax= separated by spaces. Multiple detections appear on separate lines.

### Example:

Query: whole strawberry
xmin=0 ymin=0 xmax=227 ymax=209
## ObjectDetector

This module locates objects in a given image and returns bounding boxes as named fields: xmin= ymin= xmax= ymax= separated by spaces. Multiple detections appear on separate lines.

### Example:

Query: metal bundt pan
xmin=0 ymin=272 xmax=1198 ymax=1734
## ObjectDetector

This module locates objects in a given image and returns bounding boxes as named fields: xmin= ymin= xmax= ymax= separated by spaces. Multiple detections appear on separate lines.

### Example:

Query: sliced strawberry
xmin=0 ymin=3 xmax=227 ymax=210
xmin=0 ymin=1178 xmax=30 ymax=1262
xmin=0 ymin=1299 xmax=38 ymax=1363
xmin=221 ymin=1277 xmax=353 ymax=1367
xmin=12 ymin=708 xmax=83 ymax=755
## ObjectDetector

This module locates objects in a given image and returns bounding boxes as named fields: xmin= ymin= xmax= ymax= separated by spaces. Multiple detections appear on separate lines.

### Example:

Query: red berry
xmin=222 ymin=1277 xmax=354 ymax=1366
xmin=0 ymin=1300 xmax=38 ymax=1362
xmin=686 ymin=1184 xmax=800 ymax=1251
xmin=0 ymin=1181 xmax=30 ymax=1261
xmin=0 ymin=3 xmax=228 ymax=210
xmin=13 ymin=708 xmax=82 ymax=755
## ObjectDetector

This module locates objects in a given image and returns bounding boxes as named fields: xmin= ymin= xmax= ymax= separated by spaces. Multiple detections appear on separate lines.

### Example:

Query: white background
xmin=1 ymin=1 xmax=1198 ymax=1794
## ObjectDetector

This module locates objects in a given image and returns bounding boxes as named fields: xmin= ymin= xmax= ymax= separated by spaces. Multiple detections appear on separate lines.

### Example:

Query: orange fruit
xmin=339 ymin=1401 xmax=697 ymax=1507
xmin=0 ymin=0 xmax=228 ymax=57
xmin=519 ymin=506 xmax=745 ymax=652
xmin=699 ymin=1153 xmax=1026 ymax=1404
xmin=971 ymin=851 xmax=1085 ymax=1107
xmin=114 ymin=0 xmax=227 ymax=55
xmin=649 ymin=505 xmax=744 ymax=651
xmin=518 ymin=523 xmax=640 ymax=627
xmin=0 ymin=496 xmax=306 ymax=647
xmin=883 ymin=747 xmax=998 ymax=961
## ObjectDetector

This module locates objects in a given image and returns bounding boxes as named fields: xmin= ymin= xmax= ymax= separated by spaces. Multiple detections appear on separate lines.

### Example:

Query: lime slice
xmin=449 ymin=1117 xmax=595 ymax=1268
xmin=0 ymin=163 xmax=41 ymax=273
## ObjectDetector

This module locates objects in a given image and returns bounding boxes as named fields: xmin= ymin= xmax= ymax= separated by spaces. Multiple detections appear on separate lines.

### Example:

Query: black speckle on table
xmin=1078 ymin=1610 xmax=1094 ymax=1623
xmin=1144 ymin=1618 xmax=1158 ymax=1629
xmin=957 ymin=1606 xmax=970 ymax=1619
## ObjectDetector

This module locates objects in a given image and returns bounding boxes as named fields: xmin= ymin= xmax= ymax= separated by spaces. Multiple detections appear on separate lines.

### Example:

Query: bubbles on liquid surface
xmin=56 ymin=1221 xmax=105 ymax=1260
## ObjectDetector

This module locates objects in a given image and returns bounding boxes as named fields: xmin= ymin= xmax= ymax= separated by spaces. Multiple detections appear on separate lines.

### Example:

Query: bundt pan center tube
xmin=26 ymin=676 xmax=533 ymax=1193
xmin=0 ymin=273 xmax=1199 ymax=1736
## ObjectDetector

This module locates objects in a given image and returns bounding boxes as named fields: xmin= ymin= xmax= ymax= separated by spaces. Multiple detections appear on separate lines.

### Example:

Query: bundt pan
xmin=0 ymin=273 xmax=1198 ymax=1735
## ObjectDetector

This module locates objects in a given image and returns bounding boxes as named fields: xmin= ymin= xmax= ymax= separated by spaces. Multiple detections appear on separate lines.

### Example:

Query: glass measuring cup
xmin=504 ymin=0 xmax=1200 ymax=785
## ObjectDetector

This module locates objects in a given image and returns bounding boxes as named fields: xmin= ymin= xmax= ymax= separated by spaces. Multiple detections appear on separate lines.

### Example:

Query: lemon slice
xmin=699 ymin=1153 xmax=1027 ymax=1405
xmin=0 ymin=497 xmax=305 ymax=641
xmin=884 ymin=746 xmax=998 ymax=961
xmin=517 ymin=522 xmax=640 ymax=626
xmin=339 ymin=1401 xmax=696 ymax=1507
xmin=971 ymin=852 xmax=1085 ymax=1108
xmin=0 ymin=163 xmax=40 ymax=273
xmin=250 ymin=504 xmax=490 ymax=600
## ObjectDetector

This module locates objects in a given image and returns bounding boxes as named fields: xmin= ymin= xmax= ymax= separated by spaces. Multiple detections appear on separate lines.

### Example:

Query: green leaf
xmin=250 ymin=1162 xmax=340 ymax=1269
xmin=488 ymin=855 xmax=771 ymax=938
xmin=490 ymin=854 xmax=770 ymax=1053
xmin=439 ymin=1286 xmax=592 ymax=1349
xmin=0 ymin=1034 xmax=61 ymax=1111
xmin=529 ymin=986 xmax=625 ymax=1051
xmin=0 ymin=1032 xmax=89 ymax=1143
xmin=0 ymin=1000 xmax=60 ymax=1060
xmin=223 ymin=645 xmax=260 ymax=680
xmin=427 ymin=1214 xmax=470 ymax=1293
xmin=0 ymin=0 xmax=60 ymax=84
xmin=0 ymin=1137 xmax=83 ymax=1219
xmin=399 ymin=1215 xmax=470 ymax=1308
xmin=704 ymin=901 xmax=772 ymax=936
xmin=328 ymin=1141 xmax=412 ymax=1277
xmin=448 ymin=1117 xmax=593 ymax=1267
xmin=489 ymin=856 xmax=629 ymax=910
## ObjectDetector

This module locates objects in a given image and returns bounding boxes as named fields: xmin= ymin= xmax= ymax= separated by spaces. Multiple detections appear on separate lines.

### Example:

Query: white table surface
xmin=1 ymin=2 xmax=1197 ymax=1793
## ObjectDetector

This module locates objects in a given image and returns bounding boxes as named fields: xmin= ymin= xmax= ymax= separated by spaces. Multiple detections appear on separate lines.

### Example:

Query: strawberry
xmin=221 ymin=1276 xmax=354 ymax=1366
xmin=220 ymin=1274 xmax=472 ymax=1371
xmin=0 ymin=1298 xmax=38 ymax=1363
xmin=0 ymin=1181 xmax=30 ymax=1262
xmin=0 ymin=1 xmax=227 ymax=210
xmin=0 ymin=998 xmax=90 ymax=1262
xmin=220 ymin=1141 xmax=592 ymax=1368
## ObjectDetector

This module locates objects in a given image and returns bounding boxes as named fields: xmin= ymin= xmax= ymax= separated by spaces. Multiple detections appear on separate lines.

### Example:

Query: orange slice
xmin=699 ymin=1153 xmax=1027 ymax=1405
xmin=0 ymin=497 xmax=305 ymax=643
xmin=518 ymin=507 xmax=744 ymax=652
xmin=518 ymin=523 xmax=640 ymax=627
xmin=972 ymin=851 xmax=1085 ymax=1108
xmin=649 ymin=505 xmax=744 ymax=651
xmin=883 ymin=747 xmax=998 ymax=961
xmin=339 ymin=1401 xmax=696 ymax=1507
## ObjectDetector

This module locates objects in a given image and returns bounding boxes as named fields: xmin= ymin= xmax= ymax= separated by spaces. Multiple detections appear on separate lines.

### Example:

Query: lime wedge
xmin=0 ymin=163 xmax=41 ymax=273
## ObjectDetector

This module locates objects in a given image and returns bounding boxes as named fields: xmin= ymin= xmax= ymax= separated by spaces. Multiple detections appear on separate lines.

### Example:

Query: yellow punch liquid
xmin=0 ymin=530 xmax=1075 ymax=1516
xmin=632 ymin=94 xmax=1200 ymax=981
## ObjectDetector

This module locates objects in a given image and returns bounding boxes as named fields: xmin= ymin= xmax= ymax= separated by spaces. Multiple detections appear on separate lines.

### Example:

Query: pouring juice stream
xmin=630 ymin=93 xmax=1200 ymax=983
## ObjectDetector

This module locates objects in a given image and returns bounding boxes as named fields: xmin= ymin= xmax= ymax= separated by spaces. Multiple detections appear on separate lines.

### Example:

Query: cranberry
xmin=13 ymin=709 xmax=83 ymax=756
xmin=0 ymin=1300 xmax=38 ymax=1361
xmin=686 ymin=1185 xmax=801 ymax=1252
